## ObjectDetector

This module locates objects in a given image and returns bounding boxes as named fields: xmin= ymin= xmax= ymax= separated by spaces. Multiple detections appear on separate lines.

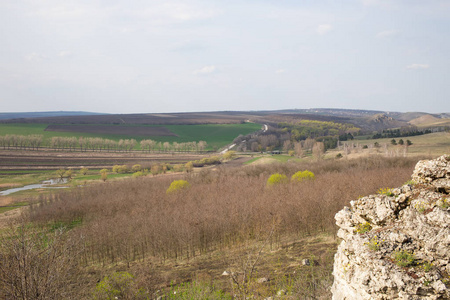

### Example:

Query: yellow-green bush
xmin=267 ymin=173 xmax=289 ymax=186
xmin=223 ymin=151 xmax=236 ymax=160
xmin=113 ymin=165 xmax=129 ymax=174
xmin=132 ymin=171 xmax=144 ymax=178
xmin=166 ymin=180 xmax=190 ymax=194
xmin=291 ymin=170 xmax=315 ymax=182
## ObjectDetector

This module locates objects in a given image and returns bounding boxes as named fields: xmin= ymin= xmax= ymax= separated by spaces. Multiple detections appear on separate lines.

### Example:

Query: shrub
xmin=100 ymin=169 xmax=108 ymax=182
xmin=80 ymin=167 xmax=89 ymax=175
xmin=355 ymin=222 xmax=372 ymax=234
xmin=185 ymin=161 xmax=194 ymax=173
xmin=151 ymin=164 xmax=161 ymax=176
xmin=56 ymin=168 xmax=66 ymax=179
xmin=413 ymin=200 xmax=428 ymax=213
xmin=393 ymin=250 xmax=415 ymax=267
xmin=421 ymin=261 xmax=433 ymax=272
xmin=166 ymin=180 xmax=190 ymax=194
xmin=65 ymin=169 xmax=73 ymax=180
xmin=438 ymin=198 xmax=449 ymax=209
xmin=94 ymin=272 xmax=146 ymax=300
xmin=162 ymin=281 xmax=231 ymax=299
xmin=223 ymin=151 xmax=236 ymax=160
xmin=366 ymin=236 xmax=380 ymax=251
xmin=119 ymin=165 xmax=129 ymax=173
xmin=112 ymin=165 xmax=120 ymax=173
xmin=267 ymin=173 xmax=289 ymax=186
xmin=193 ymin=157 xmax=222 ymax=167
xmin=132 ymin=164 xmax=142 ymax=172
xmin=291 ymin=170 xmax=315 ymax=183
xmin=173 ymin=164 xmax=183 ymax=172
xmin=113 ymin=165 xmax=129 ymax=173
xmin=101 ymin=173 xmax=108 ymax=182
xmin=377 ymin=187 xmax=394 ymax=196
xmin=133 ymin=171 xmax=144 ymax=178
xmin=288 ymin=150 xmax=295 ymax=157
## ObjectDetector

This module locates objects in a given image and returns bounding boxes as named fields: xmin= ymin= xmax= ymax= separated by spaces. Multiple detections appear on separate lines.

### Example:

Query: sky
xmin=1 ymin=0 xmax=450 ymax=114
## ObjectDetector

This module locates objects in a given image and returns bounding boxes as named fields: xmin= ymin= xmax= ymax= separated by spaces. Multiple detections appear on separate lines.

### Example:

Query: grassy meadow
xmin=330 ymin=132 xmax=450 ymax=158
xmin=0 ymin=122 xmax=263 ymax=150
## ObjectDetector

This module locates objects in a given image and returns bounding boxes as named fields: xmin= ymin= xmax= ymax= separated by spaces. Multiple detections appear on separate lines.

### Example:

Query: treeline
xmin=51 ymin=137 xmax=137 ymax=152
xmin=140 ymin=140 xmax=207 ymax=153
xmin=0 ymin=134 xmax=44 ymax=150
xmin=0 ymin=134 xmax=208 ymax=153
xmin=372 ymin=128 xmax=432 ymax=139
xmin=233 ymin=120 xmax=358 ymax=153
xmin=279 ymin=120 xmax=359 ymax=141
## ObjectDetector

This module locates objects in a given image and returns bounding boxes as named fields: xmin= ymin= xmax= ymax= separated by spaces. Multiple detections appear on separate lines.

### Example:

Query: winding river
xmin=0 ymin=179 xmax=68 ymax=196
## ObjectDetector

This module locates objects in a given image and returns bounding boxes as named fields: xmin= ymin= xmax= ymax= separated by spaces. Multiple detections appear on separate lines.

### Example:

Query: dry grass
xmin=333 ymin=132 xmax=450 ymax=158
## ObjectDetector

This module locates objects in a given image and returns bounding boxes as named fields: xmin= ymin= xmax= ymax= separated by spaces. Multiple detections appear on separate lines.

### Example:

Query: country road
xmin=220 ymin=124 xmax=267 ymax=154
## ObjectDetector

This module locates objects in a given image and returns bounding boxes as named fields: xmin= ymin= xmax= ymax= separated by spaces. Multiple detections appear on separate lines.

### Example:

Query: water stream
xmin=0 ymin=178 xmax=68 ymax=196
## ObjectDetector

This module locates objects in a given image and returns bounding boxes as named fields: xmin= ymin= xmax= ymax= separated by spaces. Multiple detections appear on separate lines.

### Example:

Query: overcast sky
xmin=1 ymin=0 xmax=449 ymax=114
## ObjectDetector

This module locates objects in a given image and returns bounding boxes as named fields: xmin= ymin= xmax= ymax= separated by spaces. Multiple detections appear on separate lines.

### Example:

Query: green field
xmin=0 ymin=123 xmax=262 ymax=150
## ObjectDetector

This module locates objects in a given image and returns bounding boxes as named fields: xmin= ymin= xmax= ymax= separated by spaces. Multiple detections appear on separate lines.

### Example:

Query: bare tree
xmin=294 ymin=141 xmax=303 ymax=158
xmin=0 ymin=224 xmax=80 ymax=299
xmin=312 ymin=142 xmax=325 ymax=160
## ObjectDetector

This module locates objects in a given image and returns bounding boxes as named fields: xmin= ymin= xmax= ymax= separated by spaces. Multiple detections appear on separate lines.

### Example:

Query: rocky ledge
xmin=332 ymin=155 xmax=450 ymax=300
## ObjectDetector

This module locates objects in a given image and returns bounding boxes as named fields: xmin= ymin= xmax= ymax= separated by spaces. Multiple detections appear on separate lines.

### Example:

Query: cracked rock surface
xmin=332 ymin=155 xmax=450 ymax=300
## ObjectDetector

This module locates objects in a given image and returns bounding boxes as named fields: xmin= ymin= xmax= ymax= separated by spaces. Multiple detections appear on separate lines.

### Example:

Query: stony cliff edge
xmin=332 ymin=155 xmax=450 ymax=299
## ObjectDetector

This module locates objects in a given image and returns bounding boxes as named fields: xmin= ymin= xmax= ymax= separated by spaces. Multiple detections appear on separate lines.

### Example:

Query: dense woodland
xmin=233 ymin=120 xmax=359 ymax=154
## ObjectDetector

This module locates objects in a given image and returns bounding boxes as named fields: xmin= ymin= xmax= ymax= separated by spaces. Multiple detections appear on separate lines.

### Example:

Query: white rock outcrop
xmin=332 ymin=155 xmax=450 ymax=300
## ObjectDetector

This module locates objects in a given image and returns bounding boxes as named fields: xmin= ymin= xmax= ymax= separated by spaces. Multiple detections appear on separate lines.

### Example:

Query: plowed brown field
xmin=0 ymin=149 xmax=205 ymax=171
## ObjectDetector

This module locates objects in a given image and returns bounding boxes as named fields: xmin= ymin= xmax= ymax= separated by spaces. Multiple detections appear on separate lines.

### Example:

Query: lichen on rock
xmin=332 ymin=155 xmax=450 ymax=300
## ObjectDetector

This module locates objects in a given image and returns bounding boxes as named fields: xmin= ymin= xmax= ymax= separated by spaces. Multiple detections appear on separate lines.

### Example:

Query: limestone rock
xmin=332 ymin=155 xmax=450 ymax=299
xmin=257 ymin=277 xmax=270 ymax=283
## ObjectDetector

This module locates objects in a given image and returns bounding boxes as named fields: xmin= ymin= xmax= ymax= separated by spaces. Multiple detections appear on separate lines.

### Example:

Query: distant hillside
xmin=0 ymin=108 xmax=448 ymax=133
xmin=0 ymin=111 xmax=105 ymax=120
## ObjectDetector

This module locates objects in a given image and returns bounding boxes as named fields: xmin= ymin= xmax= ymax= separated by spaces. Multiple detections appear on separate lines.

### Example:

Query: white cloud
xmin=316 ymin=24 xmax=332 ymax=35
xmin=376 ymin=30 xmax=399 ymax=38
xmin=193 ymin=65 xmax=216 ymax=75
xmin=24 ymin=52 xmax=46 ymax=61
xmin=275 ymin=69 xmax=286 ymax=74
xmin=406 ymin=64 xmax=430 ymax=69
xmin=58 ymin=51 xmax=72 ymax=57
